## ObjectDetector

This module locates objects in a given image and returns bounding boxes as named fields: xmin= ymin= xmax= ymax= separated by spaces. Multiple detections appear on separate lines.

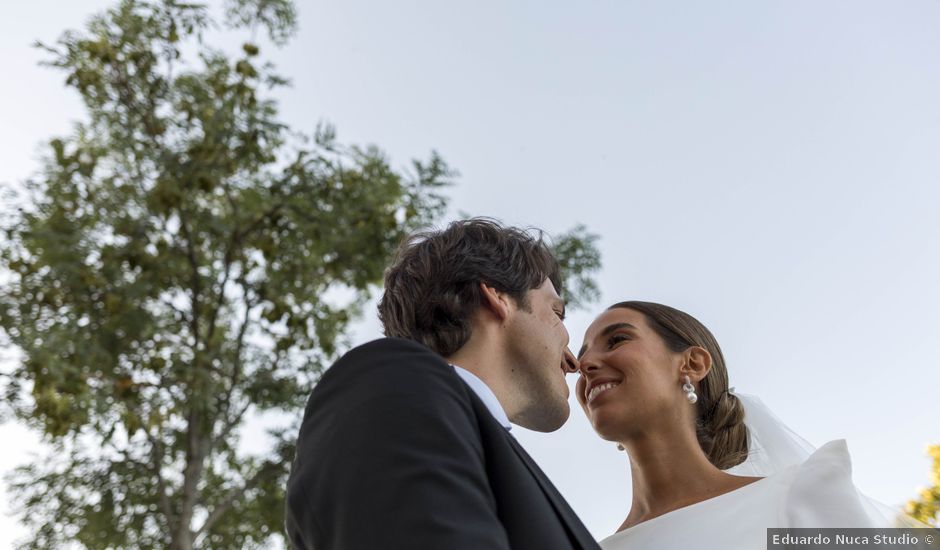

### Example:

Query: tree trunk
xmin=170 ymin=529 xmax=194 ymax=550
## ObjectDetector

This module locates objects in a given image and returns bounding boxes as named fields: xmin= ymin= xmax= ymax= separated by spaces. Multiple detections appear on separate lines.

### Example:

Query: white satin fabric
xmin=599 ymin=439 xmax=877 ymax=550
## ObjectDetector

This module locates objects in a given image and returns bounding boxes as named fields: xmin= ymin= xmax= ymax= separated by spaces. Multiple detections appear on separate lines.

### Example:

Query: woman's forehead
xmin=579 ymin=307 xmax=647 ymax=355
xmin=589 ymin=307 xmax=644 ymax=332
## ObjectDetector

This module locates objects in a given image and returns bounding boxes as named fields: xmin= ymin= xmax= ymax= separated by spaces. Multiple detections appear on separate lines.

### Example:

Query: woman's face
xmin=575 ymin=307 xmax=687 ymax=441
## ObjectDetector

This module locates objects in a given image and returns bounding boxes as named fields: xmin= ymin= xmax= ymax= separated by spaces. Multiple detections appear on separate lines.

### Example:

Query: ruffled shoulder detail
xmin=782 ymin=439 xmax=876 ymax=528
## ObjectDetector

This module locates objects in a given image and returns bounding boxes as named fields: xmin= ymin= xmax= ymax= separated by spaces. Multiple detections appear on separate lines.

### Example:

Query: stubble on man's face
xmin=505 ymin=279 xmax=571 ymax=432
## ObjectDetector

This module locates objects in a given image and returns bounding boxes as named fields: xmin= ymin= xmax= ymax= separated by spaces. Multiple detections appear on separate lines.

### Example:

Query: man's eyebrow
xmin=577 ymin=323 xmax=638 ymax=360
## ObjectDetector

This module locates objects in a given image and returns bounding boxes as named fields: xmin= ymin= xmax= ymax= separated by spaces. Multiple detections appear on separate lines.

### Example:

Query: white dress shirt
xmin=451 ymin=364 xmax=512 ymax=431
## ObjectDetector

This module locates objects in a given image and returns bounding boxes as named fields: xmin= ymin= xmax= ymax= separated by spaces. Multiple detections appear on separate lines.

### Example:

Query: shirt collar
xmin=451 ymin=364 xmax=512 ymax=431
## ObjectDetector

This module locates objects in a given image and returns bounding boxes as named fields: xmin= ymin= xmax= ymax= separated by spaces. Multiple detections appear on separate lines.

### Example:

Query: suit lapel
xmin=454 ymin=375 xmax=599 ymax=550
xmin=504 ymin=433 xmax=599 ymax=550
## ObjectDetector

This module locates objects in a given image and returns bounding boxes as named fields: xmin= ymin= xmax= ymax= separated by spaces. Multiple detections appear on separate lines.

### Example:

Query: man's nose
xmin=562 ymin=348 xmax=579 ymax=373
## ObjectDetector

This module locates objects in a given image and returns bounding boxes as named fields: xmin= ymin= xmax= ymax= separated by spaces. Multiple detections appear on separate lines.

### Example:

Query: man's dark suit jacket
xmin=286 ymin=337 xmax=600 ymax=550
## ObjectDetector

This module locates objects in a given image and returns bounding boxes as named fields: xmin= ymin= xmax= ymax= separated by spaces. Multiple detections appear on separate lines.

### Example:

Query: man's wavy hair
xmin=378 ymin=218 xmax=562 ymax=356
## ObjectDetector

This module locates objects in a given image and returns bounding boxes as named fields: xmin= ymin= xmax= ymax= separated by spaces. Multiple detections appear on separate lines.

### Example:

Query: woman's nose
xmin=578 ymin=351 xmax=601 ymax=374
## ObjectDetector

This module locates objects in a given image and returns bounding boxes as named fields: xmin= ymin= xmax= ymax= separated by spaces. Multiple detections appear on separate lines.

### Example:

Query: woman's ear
xmin=682 ymin=346 xmax=712 ymax=382
xmin=479 ymin=282 xmax=511 ymax=322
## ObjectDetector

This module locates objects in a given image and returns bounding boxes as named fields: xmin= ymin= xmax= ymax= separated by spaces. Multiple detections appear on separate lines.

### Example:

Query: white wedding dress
xmin=599 ymin=439 xmax=880 ymax=549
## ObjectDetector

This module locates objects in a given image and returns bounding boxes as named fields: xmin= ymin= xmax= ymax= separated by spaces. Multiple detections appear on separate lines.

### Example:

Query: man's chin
xmin=543 ymin=399 xmax=571 ymax=432
xmin=515 ymin=400 xmax=570 ymax=432
xmin=545 ymin=402 xmax=571 ymax=432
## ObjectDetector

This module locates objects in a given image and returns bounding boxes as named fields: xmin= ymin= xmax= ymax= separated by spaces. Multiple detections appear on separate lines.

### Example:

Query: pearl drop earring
xmin=682 ymin=375 xmax=698 ymax=404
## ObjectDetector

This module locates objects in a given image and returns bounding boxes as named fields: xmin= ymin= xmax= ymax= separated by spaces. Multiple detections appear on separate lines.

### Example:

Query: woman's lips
xmin=586 ymin=380 xmax=621 ymax=405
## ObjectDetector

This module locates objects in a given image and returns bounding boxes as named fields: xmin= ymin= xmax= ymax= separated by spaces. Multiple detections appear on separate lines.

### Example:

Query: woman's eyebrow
xmin=577 ymin=322 xmax=638 ymax=359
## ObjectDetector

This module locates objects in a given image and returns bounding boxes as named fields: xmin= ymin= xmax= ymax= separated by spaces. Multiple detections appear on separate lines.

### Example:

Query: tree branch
xmin=212 ymin=280 xmax=254 ymax=428
xmin=147 ymin=428 xmax=176 ymax=533
xmin=216 ymin=399 xmax=251 ymax=449
xmin=177 ymin=210 xmax=201 ymax=353
xmin=202 ymin=180 xmax=243 ymax=356
xmin=177 ymin=207 xmax=206 ymax=549
xmin=192 ymin=458 xmax=286 ymax=542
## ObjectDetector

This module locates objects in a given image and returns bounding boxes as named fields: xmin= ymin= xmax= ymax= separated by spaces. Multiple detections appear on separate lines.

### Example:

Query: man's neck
xmin=446 ymin=334 xmax=516 ymax=420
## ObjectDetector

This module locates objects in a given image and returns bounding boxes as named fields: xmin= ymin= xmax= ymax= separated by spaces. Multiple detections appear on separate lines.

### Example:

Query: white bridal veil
xmin=724 ymin=392 xmax=927 ymax=528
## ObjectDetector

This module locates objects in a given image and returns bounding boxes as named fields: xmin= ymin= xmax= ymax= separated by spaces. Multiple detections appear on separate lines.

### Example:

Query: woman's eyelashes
xmin=607 ymin=333 xmax=630 ymax=349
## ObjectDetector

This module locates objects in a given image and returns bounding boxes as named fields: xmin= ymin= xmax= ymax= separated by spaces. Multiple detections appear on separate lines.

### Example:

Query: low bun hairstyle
xmin=608 ymin=301 xmax=749 ymax=470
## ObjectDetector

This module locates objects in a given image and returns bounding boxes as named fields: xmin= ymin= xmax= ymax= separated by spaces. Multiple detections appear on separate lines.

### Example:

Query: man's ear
xmin=479 ymin=282 xmax=512 ymax=322
xmin=681 ymin=346 xmax=712 ymax=383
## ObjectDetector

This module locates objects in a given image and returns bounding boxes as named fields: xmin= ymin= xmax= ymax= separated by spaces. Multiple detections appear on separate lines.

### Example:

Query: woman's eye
xmin=607 ymin=334 xmax=629 ymax=348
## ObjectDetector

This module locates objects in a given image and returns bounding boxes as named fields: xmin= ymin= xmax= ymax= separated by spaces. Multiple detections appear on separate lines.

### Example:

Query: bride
xmin=575 ymin=301 xmax=917 ymax=549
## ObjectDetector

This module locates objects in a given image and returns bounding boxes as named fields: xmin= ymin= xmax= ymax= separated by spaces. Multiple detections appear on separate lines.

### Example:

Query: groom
xmin=285 ymin=218 xmax=600 ymax=549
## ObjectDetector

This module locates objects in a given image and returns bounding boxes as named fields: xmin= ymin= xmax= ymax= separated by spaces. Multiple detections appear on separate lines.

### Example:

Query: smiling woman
xmin=578 ymin=301 xmax=748 ymax=471
xmin=573 ymin=301 xmax=923 ymax=549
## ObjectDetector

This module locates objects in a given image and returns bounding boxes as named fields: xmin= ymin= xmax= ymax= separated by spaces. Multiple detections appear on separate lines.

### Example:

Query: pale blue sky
xmin=3 ymin=0 xmax=940 ymax=546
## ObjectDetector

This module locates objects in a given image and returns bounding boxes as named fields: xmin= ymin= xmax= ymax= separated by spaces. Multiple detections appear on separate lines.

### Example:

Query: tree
xmin=0 ymin=1 xmax=602 ymax=548
xmin=907 ymin=444 xmax=940 ymax=527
